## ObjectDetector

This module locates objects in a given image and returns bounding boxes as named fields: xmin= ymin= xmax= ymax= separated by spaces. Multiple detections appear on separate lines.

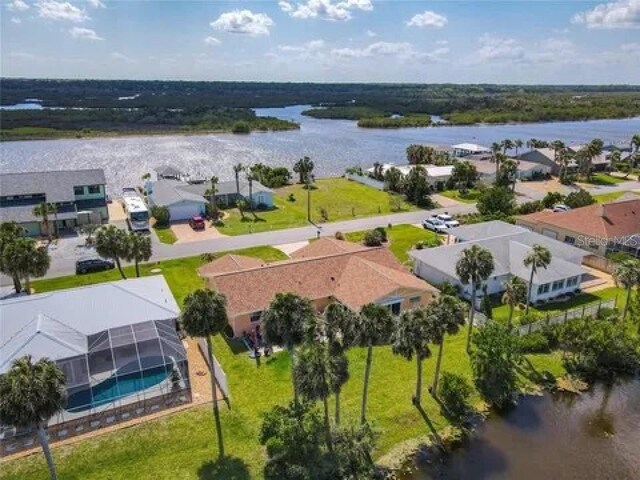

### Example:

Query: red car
xmin=189 ymin=215 xmax=205 ymax=230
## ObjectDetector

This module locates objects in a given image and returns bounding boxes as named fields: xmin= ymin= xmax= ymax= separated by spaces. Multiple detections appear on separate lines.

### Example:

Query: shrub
xmin=542 ymin=191 xmax=565 ymax=209
xmin=438 ymin=372 xmax=473 ymax=422
xmin=517 ymin=200 xmax=544 ymax=215
xmin=518 ymin=311 xmax=543 ymax=326
xmin=564 ymin=189 xmax=595 ymax=209
xmin=373 ymin=226 xmax=387 ymax=242
xmin=476 ymin=186 xmax=517 ymax=217
xmin=318 ymin=207 xmax=329 ymax=222
xmin=151 ymin=205 xmax=171 ymax=227
xmin=287 ymin=193 xmax=296 ymax=202
xmin=518 ymin=331 xmax=551 ymax=353
xmin=334 ymin=231 xmax=345 ymax=240
xmin=363 ymin=229 xmax=384 ymax=247
xmin=231 ymin=121 xmax=250 ymax=134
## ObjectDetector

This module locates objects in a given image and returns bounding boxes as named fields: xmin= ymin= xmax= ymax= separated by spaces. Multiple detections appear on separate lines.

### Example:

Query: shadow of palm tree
xmin=198 ymin=456 xmax=251 ymax=480
xmin=415 ymin=402 xmax=442 ymax=445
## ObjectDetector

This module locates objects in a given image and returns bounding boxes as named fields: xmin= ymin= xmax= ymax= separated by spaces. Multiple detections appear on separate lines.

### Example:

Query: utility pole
xmin=306 ymin=173 xmax=311 ymax=222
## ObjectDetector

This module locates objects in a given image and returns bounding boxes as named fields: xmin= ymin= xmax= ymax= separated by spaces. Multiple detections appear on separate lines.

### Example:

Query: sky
xmin=1 ymin=0 xmax=640 ymax=83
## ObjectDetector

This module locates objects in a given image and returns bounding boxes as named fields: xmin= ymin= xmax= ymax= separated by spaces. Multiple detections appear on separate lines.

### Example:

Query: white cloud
xmin=365 ymin=29 xmax=376 ymax=37
xmin=87 ymin=0 xmax=105 ymax=7
xmin=330 ymin=41 xmax=447 ymax=63
xmin=436 ymin=40 xmax=448 ymax=46
xmin=110 ymin=51 xmax=136 ymax=64
xmin=280 ymin=0 xmax=372 ymax=21
xmin=7 ymin=0 xmax=30 ymax=12
xmin=620 ymin=42 xmax=640 ymax=52
xmin=37 ymin=1 xmax=89 ymax=22
xmin=475 ymin=34 xmax=525 ymax=62
xmin=211 ymin=9 xmax=273 ymax=35
xmin=572 ymin=0 xmax=640 ymax=29
xmin=11 ymin=16 xmax=22 ymax=23
xmin=69 ymin=26 xmax=103 ymax=40
xmin=204 ymin=36 xmax=221 ymax=46
xmin=407 ymin=10 xmax=448 ymax=28
xmin=9 ymin=51 xmax=39 ymax=60
xmin=277 ymin=39 xmax=325 ymax=53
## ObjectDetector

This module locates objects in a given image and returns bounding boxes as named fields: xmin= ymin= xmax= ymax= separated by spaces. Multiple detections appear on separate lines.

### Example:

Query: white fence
xmin=345 ymin=173 xmax=385 ymax=190
xmin=197 ymin=338 xmax=231 ymax=404
xmin=515 ymin=298 xmax=616 ymax=336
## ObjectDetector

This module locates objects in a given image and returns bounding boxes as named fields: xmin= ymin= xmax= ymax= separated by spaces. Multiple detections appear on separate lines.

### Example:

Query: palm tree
xmin=613 ymin=259 xmax=640 ymax=322
xmin=293 ymin=343 xmax=335 ymax=451
xmin=233 ymin=163 xmax=244 ymax=197
xmin=0 ymin=356 xmax=66 ymax=480
xmin=95 ymin=225 xmax=129 ymax=279
xmin=456 ymin=245 xmax=495 ymax=353
xmin=557 ymin=148 xmax=575 ymax=184
xmin=207 ymin=175 xmax=219 ymax=220
xmin=609 ymin=150 xmax=621 ymax=174
xmin=523 ymin=244 xmax=552 ymax=314
xmin=514 ymin=139 xmax=523 ymax=156
xmin=501 ymin=139 xmax=514 ymax=154
xmin=2 ymin=237 xmax=50 ymax=294
xmin=631 ymin=133 xmax=640 ymax=154
xmin=246 ymin=172 xmax=255 ymax=215
xmin=32 ymin=202 xmax=57 ymax=241
xmin=427 ymin=295 xmax=466 ymax=396
xmin=262 ymin=293 xmax=315 ymax=403
xmin=181 ymin=289 xmax=229 ymax=458
xmin=236 ymin=198 xmax=248 ymax=220
xmin=125 ymin=232 xmax=152 ymax=277
xmin=551 ymin=140 xmax=565 ymax=162
xmin=0 ymin=221 xmax=27 ymax=293
xmin=392 ymin=308 xmax=433 ymax=405
xmin=357 ymin=303 xmax=393 ymax=424
xmin=293 ymin=156 xmax=314 ymax=184
xmin=492 ymin=149 xmax=505 ymax=178
xmin=323 ymin=303 xmax=358 ymax=425
xmin=502 ymin=277 xmax=527 ymax=328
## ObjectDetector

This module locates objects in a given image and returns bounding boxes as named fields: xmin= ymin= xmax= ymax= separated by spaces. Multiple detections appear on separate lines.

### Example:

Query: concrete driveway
xmin=171 ymin=222 xmax=227 ymax=244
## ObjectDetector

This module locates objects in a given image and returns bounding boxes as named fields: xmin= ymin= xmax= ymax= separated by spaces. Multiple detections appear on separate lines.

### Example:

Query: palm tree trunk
xmin=53 ymin=212 xmax=59 ymax=238
xmin=414 ymin=356 xmax=423 ymax=405
xmin=290 ymin=344 xmax=299 ymax=404
xmin=323 ymin=397 xmax=333 ymax=452
xmin=508 ymin=305 xmax=514 ymax=328
xmin=334 ymin=388 xmax=341 ymax=426
xmin=36 ymin=424 xmax=58 ymax=480
xmin=206 ymin=336 xmax=225 ymax=458
xmin=623 ymin=286 xmax=632 ymax=322
xmin=432 ymin=340 xmax=445 ymax=396
xmin=466 ymin=281 xmax=476 ymax=353
xmin=12 ymin=274 xmax=22 ymax=293
xmin=360 ymin=345 xmax=373 ymax=424
xmin=115 ymin=258 xmax=127 ymax=280
xmin=526 ymin=268 xmax=535 ymax=314
xmin=135 ymin=259 xmax=140 ymax=278
xmin=25 ymin=275 xmax=32 ymax=295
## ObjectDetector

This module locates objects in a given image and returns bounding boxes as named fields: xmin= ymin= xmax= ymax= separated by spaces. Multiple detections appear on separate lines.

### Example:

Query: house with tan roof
xmin=516 ymin=198 xmax=640 ymax=257
xmin=198 ymin=238 xmax=438 ymax=336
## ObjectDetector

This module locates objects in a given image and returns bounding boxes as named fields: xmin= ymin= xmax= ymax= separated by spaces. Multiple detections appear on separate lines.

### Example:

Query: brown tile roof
xmin=518 ymin=198 xmax=640 ymax=238
xmin=197 ymin=254 xmax=265 ymax=277
xmin=207 ymin=247 xmax=436 ymax=317
xmin=290 ymin=237 xmax=368 ymax=259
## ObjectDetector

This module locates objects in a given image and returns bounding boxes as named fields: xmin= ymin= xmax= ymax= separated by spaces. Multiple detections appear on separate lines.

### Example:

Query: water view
xmin=1 ymin=104 xmax=639 ymax=195
xmin=402 ymin=378 xmax=640 ymax=480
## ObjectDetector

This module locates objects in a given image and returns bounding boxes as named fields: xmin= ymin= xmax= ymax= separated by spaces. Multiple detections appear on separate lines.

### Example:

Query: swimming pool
xmin=66 ymin=365 xmax=171 ymax=413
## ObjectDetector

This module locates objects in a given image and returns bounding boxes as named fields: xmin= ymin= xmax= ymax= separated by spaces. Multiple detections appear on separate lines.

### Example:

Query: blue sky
xmin=2 ymin=0 xmax=639 ymax=83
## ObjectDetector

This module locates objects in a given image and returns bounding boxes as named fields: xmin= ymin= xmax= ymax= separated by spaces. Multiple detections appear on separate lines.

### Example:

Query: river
xmin=402 ymin=378 xmax=640 ymax=480
xmin=1 ymin=105 xmax=639 ymax=195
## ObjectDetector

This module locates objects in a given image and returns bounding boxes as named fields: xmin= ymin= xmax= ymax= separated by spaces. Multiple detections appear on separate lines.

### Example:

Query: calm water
xmin=1 ymin=105 xmax=639 ymax=195
xmin=403 ymin=378 xmax=640 ymax=480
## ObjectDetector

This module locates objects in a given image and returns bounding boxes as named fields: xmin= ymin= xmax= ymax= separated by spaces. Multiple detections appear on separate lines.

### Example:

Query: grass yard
xmin=153 ymin=225 xmax=178 ymax=244
xmin=586 ymin=173 xmax=626 ymax=186
xmin=592 ymin=190 xmax=640 ymax=203
xmin=215 ymin=177 xmax=417 ymax=236
xmin=345 ymin=224 xmax=441 ymax=263
xmin=439 ymin=189 xmax=482 ymax=204
xmin=492 ymin=286 xmax=625 ymax=324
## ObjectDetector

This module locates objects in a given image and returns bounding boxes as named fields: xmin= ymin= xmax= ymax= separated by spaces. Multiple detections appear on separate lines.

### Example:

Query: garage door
xmin=542 ymin=229 xmax=558 ymax=239
xmin=170 ymin=203 xmax=203 ymax=221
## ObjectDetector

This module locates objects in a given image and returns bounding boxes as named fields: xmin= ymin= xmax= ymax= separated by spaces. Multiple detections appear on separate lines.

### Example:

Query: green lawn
xmin=439 ymin=189 xmax=482 ymax=204
xmin=6 ymin=234 xmax=565 ymax=480
xmin=492 ymin=287 xmax=625 ymax=324
xmin=593 ymin=190 xmax=640 ymax=203
xmin=215 ymin=178 xmax=417 ymax=236
xmin=586 ymin=173 xmax=626 ymax=186
xmin=153 ymin=225 xmax=178 ymax=244
xmin=345 ymin=224 xmax=440 ymax=264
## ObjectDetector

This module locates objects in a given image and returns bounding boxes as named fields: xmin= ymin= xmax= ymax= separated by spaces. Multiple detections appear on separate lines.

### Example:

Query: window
xmin=88 ymin=185 xmax=101 ymax=194
xmin=537 ymin=283 xmax=550 ymax=295
xmin=389 ymin=302 xmax=401 ymax=315
xmin=74 ymin=186 xmax=85 ymax=195
xmin=552 ymin=280 xmax=564 ymax=291
xmin=564 ymin=236 xmax=576 ymax=245
xmin=410 ymin=295 xmax=421 ymax=305
xmin=250 ymin=311 xmax=262 ymax=323
xmin=566 ymin=276 xmax=580 ymax=288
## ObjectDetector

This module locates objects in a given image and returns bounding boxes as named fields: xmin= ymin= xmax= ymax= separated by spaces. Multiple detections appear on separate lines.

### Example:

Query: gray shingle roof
xmin=149 ymin=178 xmax=273 ymax=207
xmin=446 ymin=220 xmax=529 ymax=242
xmin=0 ymin=169 xmax=106 ymax=203
xmin=154 ymin=165 xmax=183 ymax=178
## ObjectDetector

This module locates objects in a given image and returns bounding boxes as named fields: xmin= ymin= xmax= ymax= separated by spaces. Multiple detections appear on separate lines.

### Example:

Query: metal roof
xmin=0 ymin=169 xmax=106 ymax=203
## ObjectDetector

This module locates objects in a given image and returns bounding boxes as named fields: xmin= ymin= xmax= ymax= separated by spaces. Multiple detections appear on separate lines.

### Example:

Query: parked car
xmin=422 ymin=217 xmax=449 ymax=233
xmin=553 ymin=204 xmax=571 ymax=212
xmin=75 ymin=257 xmax=115 ymax=275
xmin=435 ymin=213 xmax=460 ymax=228
xmin=189 ymin=215 xmax=206 ymax=230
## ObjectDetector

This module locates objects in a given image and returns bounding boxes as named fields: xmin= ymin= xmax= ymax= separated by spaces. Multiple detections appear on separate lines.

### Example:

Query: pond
xmin=1 ymin=105 xmax=639 ymax=195
xmin=401 ymin=377 xmax=640 ymax=480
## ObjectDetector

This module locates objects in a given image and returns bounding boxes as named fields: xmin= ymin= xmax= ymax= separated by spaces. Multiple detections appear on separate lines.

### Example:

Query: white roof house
xmin=367 ymin=163 xmax=453 ymax=181
xmin=452 ymin=143 xmax=491 ymax=157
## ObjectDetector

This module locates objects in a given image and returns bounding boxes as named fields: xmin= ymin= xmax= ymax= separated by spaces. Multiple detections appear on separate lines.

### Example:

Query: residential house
xmin=0 ymin=276 xmax=190 ymax=455
xmin=410 ymin=221 xmax=588 ymax=305
xmin=516 ymin=198 xmax=640 ymax=257
xmin=0 ymin=169 xmax=109 ymax=236
xmin=451 ymin=143 xmax=491 ymax=158
xmin=517 ymin=148 xmax=572 ymax=176
xmin=567 ymin=144 xmax=610 ymax=172
xmin=462 ymin=156 xmax=551 ymax=181
xmin=148 ymin=178 xmax=274 ymax=221
xmin=198 ymin=238 xmax=438 ymax=336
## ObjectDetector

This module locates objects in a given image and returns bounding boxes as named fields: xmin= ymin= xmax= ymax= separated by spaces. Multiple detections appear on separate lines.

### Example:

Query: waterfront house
xmin=409 ymin=221 xmax=587 ymax=304
xmin=0 ymin=276 xmax=190 ymax=455
xmin=0 ymin=169 xmax=109 ymax=237
xmin=451 ymin=143 xmax=491 ymax=158
xmin=517 ymin=198 xmax=640 ymax=257
xmin=198 ymin=238 xmax=438 ymax=337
